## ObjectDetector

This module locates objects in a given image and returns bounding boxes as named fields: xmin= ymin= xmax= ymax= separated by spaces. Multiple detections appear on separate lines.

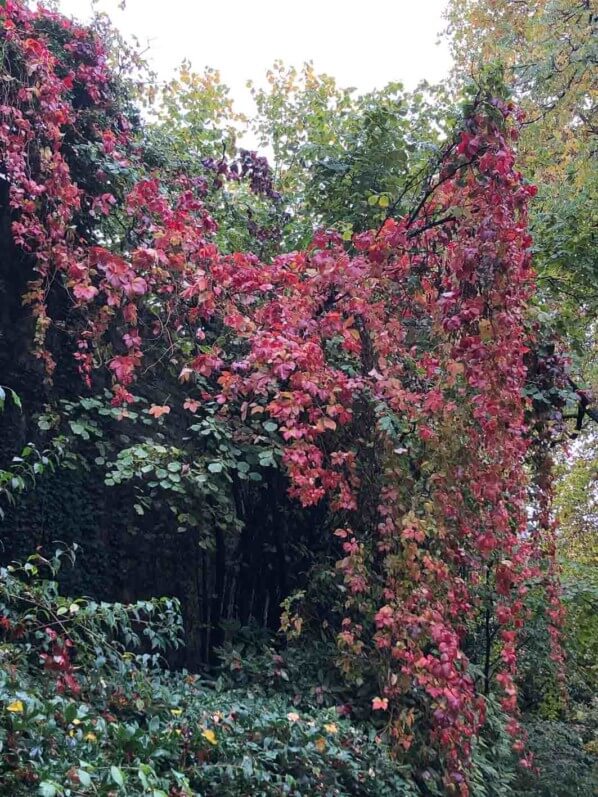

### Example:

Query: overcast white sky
xmin=54 ymin=0 xmax=452 ymax=113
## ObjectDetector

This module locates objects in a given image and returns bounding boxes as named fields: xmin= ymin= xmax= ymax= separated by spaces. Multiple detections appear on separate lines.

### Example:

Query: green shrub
xmin=0 ymin=550 xmax=416 ymax=796
xmin=3 ymin=550 xmax=595 ymax=797
xmin=512 ymin=715 xmax=598 ymax=797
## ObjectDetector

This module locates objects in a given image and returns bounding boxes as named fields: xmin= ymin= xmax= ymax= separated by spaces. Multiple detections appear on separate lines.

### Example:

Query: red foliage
xmin=40 ymin=628 xmax=80 ymax=694
xmin=0 ymin=2 xmax=565 ymax=791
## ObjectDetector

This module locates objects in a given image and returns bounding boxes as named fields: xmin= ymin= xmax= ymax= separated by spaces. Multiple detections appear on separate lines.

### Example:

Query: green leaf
xmin=137 ymin=766 xmax=150 ymax=789
xmin=110 ymin=765 xmax=125 ymax=787
xmin=208 ymin=462 xmax=223 ymax=473
xmin=148 ymin=714 xmax=161 ymax=733
xmin=8 ymin=389 xmax=22 ymax=409
xmin=258 ymin=450 xmax=276 ymax=467
xmin=77 ymin=770 xmax=92 ymax=787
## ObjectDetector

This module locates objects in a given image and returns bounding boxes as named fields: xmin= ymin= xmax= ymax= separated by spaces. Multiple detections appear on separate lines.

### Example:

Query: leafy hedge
xmin=0 ymin=550 xmax=416 ymax=796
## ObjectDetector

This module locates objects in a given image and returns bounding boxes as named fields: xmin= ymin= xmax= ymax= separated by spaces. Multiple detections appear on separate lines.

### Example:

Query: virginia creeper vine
xmin=0 ymin=2 xmax=566 ymax=791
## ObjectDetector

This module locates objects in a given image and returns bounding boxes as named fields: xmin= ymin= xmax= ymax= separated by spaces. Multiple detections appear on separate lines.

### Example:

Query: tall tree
xmin=446 ymin=0 xmax=597 ymax=357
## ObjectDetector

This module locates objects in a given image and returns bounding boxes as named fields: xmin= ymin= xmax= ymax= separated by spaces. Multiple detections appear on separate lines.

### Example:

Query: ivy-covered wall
xmin=0 ymin=464 xmax=330 ymax=667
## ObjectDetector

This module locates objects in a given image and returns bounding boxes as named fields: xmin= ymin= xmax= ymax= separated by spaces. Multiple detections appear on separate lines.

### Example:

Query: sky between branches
xmin=54 ymin=0 xmax=452 ymax=115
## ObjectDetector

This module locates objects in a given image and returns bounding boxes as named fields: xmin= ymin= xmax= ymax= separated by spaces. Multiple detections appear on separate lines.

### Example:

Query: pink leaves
xmin=375 ymin=606 xmax=394 ymax=629
xmin=123 ymin=329 xmax=142 ymax=349
xmin=91 ymin=192 xmax=116 ymax=215
xmin=72 ymin=283 xmax=98 ymax=302
xmin=1 ymin=23 xmax=559 ymax=789
xmin=180 ymin=273 xmax=209 ymax=300
xmin=190 ymin=352 xmax=224 ymax=378
xmin=101 ymin=129 xmax=117 ymax=154
xmin=372 ymin=697 xmax=389 ymax=711
xmin=456 ymin=131 xmax=480 ymax=158
xmin=109 ymin=353 xmax=142 ymax=386
xmin=124 ymin=275 xmax=148 ymax=298
xmin=94 ymin=249 xmax=148 ymax=298
xmin=22 ymin=37 xmax=48 ymax=60
xmin=148 ymin=404 xmax=171 ymax=418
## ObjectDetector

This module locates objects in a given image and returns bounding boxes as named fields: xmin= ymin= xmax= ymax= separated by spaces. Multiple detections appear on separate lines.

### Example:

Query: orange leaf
xmin=148 ymin=404 xmax=171 ymax=418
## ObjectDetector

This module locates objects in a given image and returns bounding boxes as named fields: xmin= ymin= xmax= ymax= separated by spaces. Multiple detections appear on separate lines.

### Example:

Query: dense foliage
xmin=446 ymin=0 xmax=597 ymax=346
xmin=0 ymin=1 xmax=596 ymax=795
xmin=0 ymin=551 xmax=419 ymax=796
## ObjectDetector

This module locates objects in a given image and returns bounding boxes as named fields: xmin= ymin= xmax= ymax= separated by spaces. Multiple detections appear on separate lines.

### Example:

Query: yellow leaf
xmin=170 ymin=708 xmax=182 ymax=716
xmin=479 ymin=319 xmax=492 ymax=341
xmin=85 ymin=732 xmax=97 ymax=742
xmin=202 ymin=728 xmax=218 ymax=745
xmin=315 ymin=736 xmax=327 ymax=752
xmin=324 ymin=723 xmax=338 ymax=734
xmin=6 ymin=700 xmax=24 ymax=713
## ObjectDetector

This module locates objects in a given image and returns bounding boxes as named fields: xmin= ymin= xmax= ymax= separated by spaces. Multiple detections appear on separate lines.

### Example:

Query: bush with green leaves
xmin=0 ymin=550 xmax=420 ymax=796
xmin=513 ymin=714 xmax=598 ymax=797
